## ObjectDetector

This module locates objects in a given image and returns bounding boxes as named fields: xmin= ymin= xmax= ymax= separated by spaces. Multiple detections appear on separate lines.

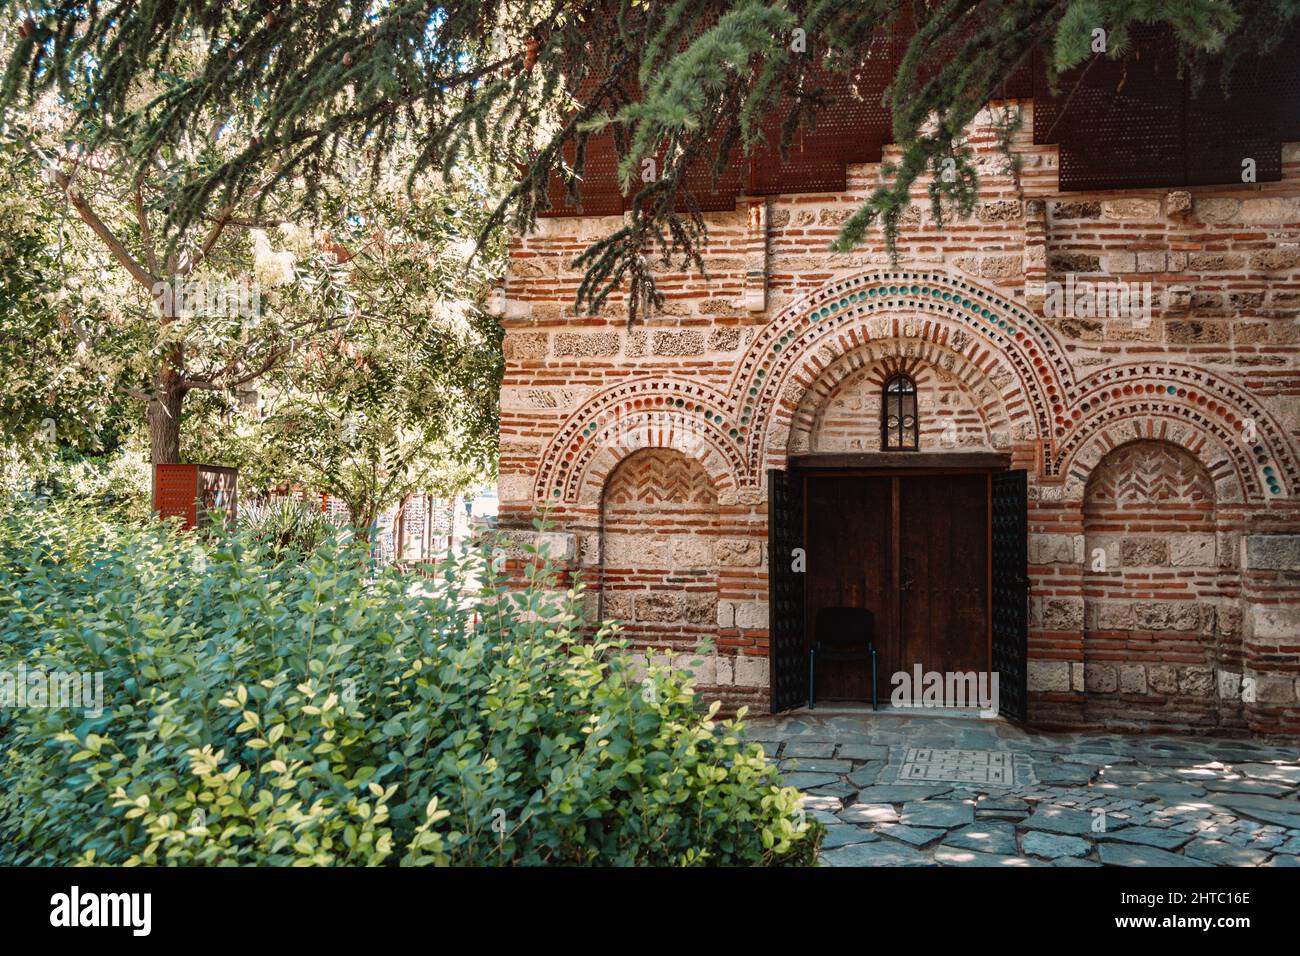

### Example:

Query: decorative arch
xmin=533 ymin=377 xmax=744 ymax=505
xmin=731 ymin=269 xmax=1068 ymax=482
xmin=785 ymin=335 xmax=1019 ymax=456
xmin=598 ymin=448 xmax=721 ymax=651
xmin=1057 ymin=361 xmax=1298 ymax=503
xmin=531 ymin=269 xmax=1299 ymax=507
xmin=1080 ymin=438 xmax=1228 ymax=729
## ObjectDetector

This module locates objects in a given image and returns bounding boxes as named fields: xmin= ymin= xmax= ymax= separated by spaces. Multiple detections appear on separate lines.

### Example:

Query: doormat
xmin=887 ymin=748 xmax=1035 ymax=787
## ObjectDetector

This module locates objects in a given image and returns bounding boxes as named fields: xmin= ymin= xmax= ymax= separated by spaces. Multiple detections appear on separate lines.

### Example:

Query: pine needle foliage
xmin=3 ymin=1 xmax=1294 ymax=322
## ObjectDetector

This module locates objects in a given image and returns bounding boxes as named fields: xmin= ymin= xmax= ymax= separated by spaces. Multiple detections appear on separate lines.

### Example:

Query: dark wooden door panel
xmin=792 ymin=470 xmax=996 ymax=708
xmin=805 ymin=476 xmax=891 ymax=700
xmin=898 ymin=474 xmax=989 ymax=680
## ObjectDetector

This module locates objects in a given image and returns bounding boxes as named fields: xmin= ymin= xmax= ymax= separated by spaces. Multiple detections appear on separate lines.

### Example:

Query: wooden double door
xmin=803 ymin=472 xmax=991 ymax=702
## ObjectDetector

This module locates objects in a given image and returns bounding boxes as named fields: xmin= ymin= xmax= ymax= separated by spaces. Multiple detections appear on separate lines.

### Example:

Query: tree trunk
xmin=147 ymin=357 xmax=185 ymax=464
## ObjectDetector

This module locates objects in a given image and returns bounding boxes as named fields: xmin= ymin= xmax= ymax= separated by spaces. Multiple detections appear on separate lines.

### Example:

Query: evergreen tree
xmin=2 ymin=2 xmax=1295 ymax=321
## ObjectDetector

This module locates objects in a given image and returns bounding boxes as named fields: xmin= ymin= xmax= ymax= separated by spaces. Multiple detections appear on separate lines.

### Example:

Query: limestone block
xmin=1165 ymin=191 xmax=1193 ymax=220
xmin=715 ymin=536 xmax=761 ymax=567
xmin=503 ymin=331 xmax=549 ymax=360
xmin=1084 ymin=536 xmax=1121 ymax=571
xmin=652 ymin=330 xmax=706 ymax=356
xmin=500 ymin=385 xmax=591 ymax=411
xmin=1030 ymin=533 xmax=1078 ymax=565
xmin=1027 ymin=660 xmax=1070 ymax=692
xmin=552 ymin=331 xmax=620 ymax=357
xmin=1042 ymin=598 xmax=1084 ymax=630
xmin=1096 ymin=603 xmax=1135 ymax=630
xmin=1050 ymin=200 xmax=1101 ymax=219
xmin=1121 ymin=537 xmax=1169 ymax=567
xmin=1101 ymin=197 xmax=1160 ymax=219
xmin=492 ymin=529 xmax=577 ymax=564
xmin=669 ymin=535 xmax=714 ymax=569
xmin=981 ymin=255 xmax=1022 ymax=279
xmin=1147 ymin=665 xmax=1178 ymax=695
xmin=1216 ymin=603 xmax=1241 ymax=639
xmin=733 ymin=600 xmax=769 ymax=630
xmin=1178 ymin=667 xmax=1215 ymax=698
xmin=1254 ymin=675 xmax=1297 ymax=704
xmin=1134 ymin=602 xmax=1200 ymax=631
xmin=603 ymin=592 xmax=634 ymax=622
xmin=708 ymin=327 xmax=742 ymax=351
xmin=684 ymin=653 xmax=717 ymax=685
xmin=734 ymin=655 xmax=769 ymax=688
xmin=1250 ymin=247 xmax=1299 ymax=272
xmin=976 ymin=200 xmax=1022 ymax=221
xmin=1194 ymin=197 xmax=1241 ymax=223
xmin=497 ymin=474 xmax=534 ymax=503
xmin=1084 ymin=663 xmax=1118 ymax=693
xmin=683 ymin=593 xmax=717 ymax=625
xmin=1070 ymin=663 xmax=1085 ymax=693
xmin=1251 ymin=605 xmax=1300 ymax=643
xmin=717 ymin=601 xmax=736 ymax=629
xmin=1240 ymin=197 xmax=1300 ymax=223
xmin=1246 ymin=534 xmax=1300 ymax=571
xmin=1049 ymin=252 xmax=1101 ymax=273
xmin=1169 ymin=534 xmax=1215 ymax=568
xmin=1135 ymin=251 xmax=1167 ymax=273
xmin=1104 ymin=251 xmax=1136 ymax=274
xmin=636 ymin=591 xmax=684 ymax=623
xmin=1119 ymin=664 xmax=1148 ymax=695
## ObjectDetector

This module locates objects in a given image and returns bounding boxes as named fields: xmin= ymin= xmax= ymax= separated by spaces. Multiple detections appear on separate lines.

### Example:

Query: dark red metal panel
xmin=1034 ymin=25 xmax=1187 ymax=191
xmin=1036 ymin=25 xmax=1300 ymax=191
xmin=537 ymin=23 xmax=1300 ymax=214
xmin=153 ymin=463 xmax=238 ymax=530
xmin=154 ymin=463 xmax=199 ymax=529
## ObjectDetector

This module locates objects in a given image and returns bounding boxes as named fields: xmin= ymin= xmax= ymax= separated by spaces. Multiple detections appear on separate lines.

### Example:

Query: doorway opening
xmin=768 ymin=454 xmax=1027 ymax=719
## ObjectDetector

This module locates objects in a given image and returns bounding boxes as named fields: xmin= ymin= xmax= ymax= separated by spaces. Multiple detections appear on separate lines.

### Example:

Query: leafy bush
xmin=0 ymin=501 xmax=819 ymax=866
xmin=0 ymin=441 xmax=152 ymax=523
xmin=238 ymin=495 xmax=340 ymax=557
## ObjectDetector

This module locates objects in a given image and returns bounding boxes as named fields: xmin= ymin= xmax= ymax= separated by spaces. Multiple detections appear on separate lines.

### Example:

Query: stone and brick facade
xmin=494 ymin=102 xmax=1300 ymax=736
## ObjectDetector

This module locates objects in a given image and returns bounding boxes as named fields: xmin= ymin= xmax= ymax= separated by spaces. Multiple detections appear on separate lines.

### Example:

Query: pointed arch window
xmin=882 ymin=374 xmax=919 ymax=451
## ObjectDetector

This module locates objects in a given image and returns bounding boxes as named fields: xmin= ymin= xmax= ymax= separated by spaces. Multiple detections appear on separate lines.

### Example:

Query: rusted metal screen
xmin=1035 ymin=25 xmax=1300 ymax=190
xmin=154 ymin=463 xmax=199 ymax=528
xmin=154 ymin=463 xmax=238 ymax=530
xmin=538 ymin=24 xmax=1299 ymax=215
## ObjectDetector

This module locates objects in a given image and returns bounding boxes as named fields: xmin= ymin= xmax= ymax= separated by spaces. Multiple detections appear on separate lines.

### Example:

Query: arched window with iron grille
xmin=882 ymin=374 xmax=919 ymax=451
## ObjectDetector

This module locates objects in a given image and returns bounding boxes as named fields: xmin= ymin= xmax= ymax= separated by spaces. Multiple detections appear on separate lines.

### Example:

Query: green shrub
xmin=0 ymin=501 xmax=819 ymax=866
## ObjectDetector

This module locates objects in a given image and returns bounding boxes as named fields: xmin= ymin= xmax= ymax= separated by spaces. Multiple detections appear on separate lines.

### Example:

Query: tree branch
xmin=48 ymin=160 xmax=160 ymax=291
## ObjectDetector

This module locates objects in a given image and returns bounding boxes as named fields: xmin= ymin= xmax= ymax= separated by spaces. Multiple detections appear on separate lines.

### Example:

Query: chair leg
xmin=808 ymin=648 xmax=815 ymax=710
xmin=871 ymin=647 xmax=878 ymax=712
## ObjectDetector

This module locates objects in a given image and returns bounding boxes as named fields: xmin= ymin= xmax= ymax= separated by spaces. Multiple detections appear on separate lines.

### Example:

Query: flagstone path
xmin=745 ymin=711 xmax=1300 ymax=867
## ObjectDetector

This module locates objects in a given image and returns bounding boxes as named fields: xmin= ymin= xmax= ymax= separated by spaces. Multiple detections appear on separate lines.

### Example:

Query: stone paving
xmin=746 ymin=710 xmax=1300 ymax=867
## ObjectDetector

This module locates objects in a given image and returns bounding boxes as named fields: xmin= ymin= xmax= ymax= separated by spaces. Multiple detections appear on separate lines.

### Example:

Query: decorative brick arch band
xmin=1056 ymin=362 xmax=1297 ymax=503
xmin=533 ymin=268 xmax=1297 ymax=506
xmin=732 ymin=269 xmax=1068 ymax=482
xmin=534 ymin=377 xmax=744 ymax=504
xmin=784 ymin=334 xmax=1019 ymax=456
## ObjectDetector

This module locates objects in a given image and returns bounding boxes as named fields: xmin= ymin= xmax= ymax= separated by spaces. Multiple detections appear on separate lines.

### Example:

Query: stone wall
xmin=495 ymin=101 xmax=1300 ymax=735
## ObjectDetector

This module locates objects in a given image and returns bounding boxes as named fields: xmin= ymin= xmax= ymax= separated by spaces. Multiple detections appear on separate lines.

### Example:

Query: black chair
xmin=808 ymin=607 xmax=877 ymax=711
